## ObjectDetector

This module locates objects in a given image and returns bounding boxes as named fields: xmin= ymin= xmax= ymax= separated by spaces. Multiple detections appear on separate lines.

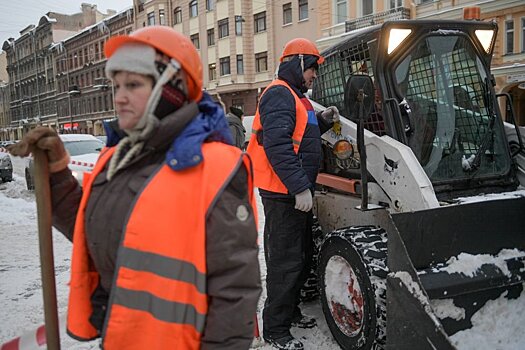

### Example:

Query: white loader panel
xmin=322 ymin=116 xmax=439 ymax=212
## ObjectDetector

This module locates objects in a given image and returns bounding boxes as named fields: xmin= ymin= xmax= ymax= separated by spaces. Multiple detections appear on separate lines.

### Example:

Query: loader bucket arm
xmin=386 ymin=196 xmax=525 ymax=347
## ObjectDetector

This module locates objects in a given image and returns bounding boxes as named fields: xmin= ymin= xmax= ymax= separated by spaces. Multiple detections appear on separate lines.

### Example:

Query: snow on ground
xmin=0 ymin=156 xmax=338 ymax=349
xmin=1 ymin=155 xmax=525 ymax=349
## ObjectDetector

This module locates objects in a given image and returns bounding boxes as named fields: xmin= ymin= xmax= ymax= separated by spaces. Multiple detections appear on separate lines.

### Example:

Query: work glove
xmin=321 ymin=106 xmax=340 ymax=123
xmin=8 ymin=127 xmax=70 ymax=173
xmin=295 ymin=189 xmax=313 ymax=212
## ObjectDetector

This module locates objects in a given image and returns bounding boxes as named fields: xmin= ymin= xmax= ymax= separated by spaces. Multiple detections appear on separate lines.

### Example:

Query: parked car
xmin=0 ymin=150 xmax=13 ymax=183
xmin=25 ymin=134 xmax=104 ymax=190
xmin=95 ymin=135 xmax=107 ymax=144
xmin=0 ymin=140 xmax=16 ymax=148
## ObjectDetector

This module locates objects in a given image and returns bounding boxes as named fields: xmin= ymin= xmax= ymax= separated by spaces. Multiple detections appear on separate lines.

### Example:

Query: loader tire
xmin=318 ymin=226 xmax=387 ymax=350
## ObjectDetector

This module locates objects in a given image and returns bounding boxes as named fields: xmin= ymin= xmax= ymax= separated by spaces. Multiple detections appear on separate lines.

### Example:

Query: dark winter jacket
xmin=50 ymin=92 xmax=261 ymax=349
xmin=258 ymin=57 xmax=332 ymax=199
xmin=226 ymin=113 xmax=246 ymax=149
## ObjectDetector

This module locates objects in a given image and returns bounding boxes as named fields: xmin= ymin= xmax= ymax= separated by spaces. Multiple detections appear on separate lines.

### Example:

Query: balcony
xmin=345 ymin=7 xmax=411 ymax=32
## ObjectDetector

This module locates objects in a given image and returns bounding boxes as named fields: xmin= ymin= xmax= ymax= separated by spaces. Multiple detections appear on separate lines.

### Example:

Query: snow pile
xmin=455 ymin=189 xmax=525 ymax=204
xmin=430 ymin=298 xmax=465 ymax=321
xmin=436 ymin=249 xmax=525 ymax=277
xmin=450 ymin=287 xmax=525 ymax=350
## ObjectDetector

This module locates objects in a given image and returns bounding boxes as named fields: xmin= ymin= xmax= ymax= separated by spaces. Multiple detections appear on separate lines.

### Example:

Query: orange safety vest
xmin=66 ymin=142 xmax=255 ymax=349
xmin=246 ymin=79 xmax=308 ymax=193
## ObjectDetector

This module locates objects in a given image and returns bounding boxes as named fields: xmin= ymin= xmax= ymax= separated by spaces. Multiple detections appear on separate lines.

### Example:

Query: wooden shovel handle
xmin=33 ymin=148 xmax=61 ymax=350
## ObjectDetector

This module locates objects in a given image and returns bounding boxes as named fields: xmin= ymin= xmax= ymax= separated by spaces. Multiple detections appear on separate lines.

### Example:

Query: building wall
xmin=53 ymin=9 xmax=134 ymax=134
xmin=1 ymin=4 xmax=117 ymax=137
xmin=271 ymin=0 xmax=320 ymax=71
xmin=0 ymin=84 xmax=9 ymax=140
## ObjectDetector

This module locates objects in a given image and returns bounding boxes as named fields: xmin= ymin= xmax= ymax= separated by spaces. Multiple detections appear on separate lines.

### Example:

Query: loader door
xmin=384 ymin=30 xmax=517 ymax=197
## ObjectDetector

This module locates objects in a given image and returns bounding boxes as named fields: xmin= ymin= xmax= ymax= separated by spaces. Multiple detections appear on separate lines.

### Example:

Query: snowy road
xmin=1 ymin=155 xmax=524 ymax=349
xmin=0 ymin=156 xmax=339 ymax=349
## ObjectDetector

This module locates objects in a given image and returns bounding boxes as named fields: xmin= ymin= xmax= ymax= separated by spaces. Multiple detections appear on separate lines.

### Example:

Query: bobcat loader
xmin=310 ymin=19 xmax=525 ymax=349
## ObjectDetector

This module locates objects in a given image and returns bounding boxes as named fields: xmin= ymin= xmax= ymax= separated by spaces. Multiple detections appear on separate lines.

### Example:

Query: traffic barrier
xmin=0 ymin=315 xmax=66 ymax=350
xmin=69 ymin=160 xmax=95 ymax=167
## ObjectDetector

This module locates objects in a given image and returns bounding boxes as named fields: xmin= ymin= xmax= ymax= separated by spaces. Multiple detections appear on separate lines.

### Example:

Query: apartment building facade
xmin=0 ymin=52 xmax=8 ymax=140
xmin=53 ymin=8 xmax=134 ymax=136
xmin=1 ymin=4 xmax=117 ymax=140
xmin=1 ymin=1 xmax=521 ymax=139
xmin=134 ymin=0 xmax=325 ymax=115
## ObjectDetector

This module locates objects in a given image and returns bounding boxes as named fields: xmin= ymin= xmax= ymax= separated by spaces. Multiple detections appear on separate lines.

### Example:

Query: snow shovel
xmin=33 ymin=148 xmax=61 ymax=350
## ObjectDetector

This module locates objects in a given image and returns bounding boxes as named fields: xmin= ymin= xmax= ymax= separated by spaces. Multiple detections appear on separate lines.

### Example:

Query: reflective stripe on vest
xmin=246 ymin=79 xmax=309 ymax=193
xmin=67 ymin=142 xmax=253 ymax=350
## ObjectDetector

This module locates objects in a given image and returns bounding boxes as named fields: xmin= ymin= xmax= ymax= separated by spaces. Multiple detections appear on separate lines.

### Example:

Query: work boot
xmin=264 ymin=334 xmax=304 ymax=350
xmin=291 ymin=314 xmax=317 ymax=329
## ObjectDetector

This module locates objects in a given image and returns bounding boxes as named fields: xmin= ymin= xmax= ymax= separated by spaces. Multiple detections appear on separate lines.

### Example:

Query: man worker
xmin=246 ymin=38 xmax=339 ymax=350
xmin=226 ymin=106 xmax=246 ymax=149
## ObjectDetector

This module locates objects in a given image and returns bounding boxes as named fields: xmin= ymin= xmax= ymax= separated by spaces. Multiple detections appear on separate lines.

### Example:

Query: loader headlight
xmin=475 ymin=29 xmax=495 ymax=53
xmin=388 ymin=28 xmax=412 ymax=54
xmin=333 ymin=140 xmax=354 ymax=160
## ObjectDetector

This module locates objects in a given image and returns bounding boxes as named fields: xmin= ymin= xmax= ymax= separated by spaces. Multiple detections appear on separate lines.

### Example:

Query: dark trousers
xmin=262 ymin=197 xmax=314 ymax=339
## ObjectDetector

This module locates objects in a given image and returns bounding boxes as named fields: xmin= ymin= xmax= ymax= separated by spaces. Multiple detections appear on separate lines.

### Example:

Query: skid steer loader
xmin=309 ymin=20 xmax=525 ymax=349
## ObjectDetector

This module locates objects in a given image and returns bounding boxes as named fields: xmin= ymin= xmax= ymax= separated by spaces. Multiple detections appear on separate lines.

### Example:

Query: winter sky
xmin=0 ymin=0 xmax=132 ymax=44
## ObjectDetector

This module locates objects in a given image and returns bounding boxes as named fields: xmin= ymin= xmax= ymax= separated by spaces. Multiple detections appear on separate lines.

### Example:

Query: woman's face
xmin=113 ymin=71 xmax=154 ymax=130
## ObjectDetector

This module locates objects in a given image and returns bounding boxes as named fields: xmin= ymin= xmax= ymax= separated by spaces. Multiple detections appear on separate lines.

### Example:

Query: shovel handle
xmin=33 ymin=148 xmax=61 ymax=350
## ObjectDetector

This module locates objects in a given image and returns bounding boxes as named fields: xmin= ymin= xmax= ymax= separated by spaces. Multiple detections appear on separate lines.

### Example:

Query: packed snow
xmin=1 ymin=155 xmax=524 ymax=349
xmin=0 ymin=156 xmax=338 ymax=349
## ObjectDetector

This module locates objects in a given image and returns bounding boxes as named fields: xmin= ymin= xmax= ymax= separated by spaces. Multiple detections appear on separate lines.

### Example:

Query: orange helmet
xmin=279 ymin=38 xmax=324 ymax=64
xmin=105 ymin=26 xmax=203 ymax=101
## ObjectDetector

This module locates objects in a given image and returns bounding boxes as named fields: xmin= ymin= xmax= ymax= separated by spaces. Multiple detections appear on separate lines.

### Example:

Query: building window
xmin=190 ymin=0 xmax=198 ymax=18
xmin=389 ymin=0 xmax=402 ymax=8
xmin=190 ymin=34 xmax=200 ymax=49
xmin=159 ymin=9 xmax=166 ymax=25
xmin=206 ymin=0 xmax=214 ymax=11
xmin=220 ymin=56 xmax=231 ymax=76
xmin=235 ymin=15 xmax=243 ymax=35
xmin=237 ymin=55 xmax=244 ymax=75
xmin=299 ymin=0 xmax=308 ymax=21
xmin=147 ymin=12 xmax=155 ymax=25
xmin=209 ymin=63 xmax=217 ymax=80
xmin=255 ymin=52 xmax=268 ymax=72
xmin=207 ymin=28 xmax=215 ymax=46
xmin=505 ymin=20 xmax=514 ymax=54
xmin=283 ymin=3 xmax=292 ymax=25
xmin=362 ymin=0 xmax=373 ymax=16
xmin=335 ymin=0 xmax=347 ymax=24
xmin=254 ymin=12 xmax=266 ymax=33
xmin=218 ymin=18 xmax=229 ymax=38
xmin=174 ymin=7 xmax=182 ymax=24
xmin=232 ymin=98 xmax=244 ymax=111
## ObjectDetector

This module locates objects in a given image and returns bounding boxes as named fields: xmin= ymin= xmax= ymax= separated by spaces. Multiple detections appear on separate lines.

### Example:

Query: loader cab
xmin=313 ymin=20 xmax=518 ymax=200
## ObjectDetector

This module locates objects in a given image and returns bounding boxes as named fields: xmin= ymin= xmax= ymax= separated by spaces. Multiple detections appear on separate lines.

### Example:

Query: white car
xmin=25 ymin=134 xmax=104 ymax=190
